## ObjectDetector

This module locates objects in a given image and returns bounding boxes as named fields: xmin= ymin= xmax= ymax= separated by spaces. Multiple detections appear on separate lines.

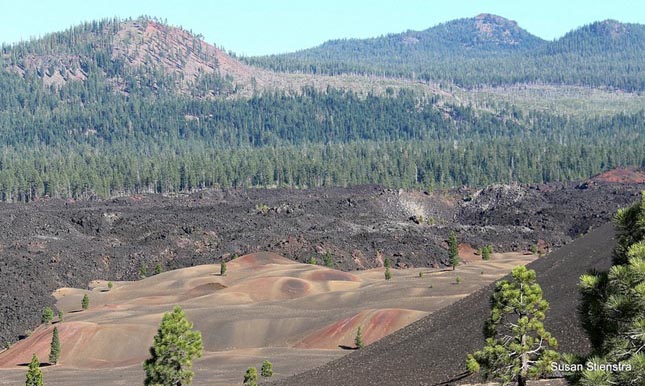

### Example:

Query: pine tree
xmin=154 ymin=264 xmax=163 ymax=275
xmin=49 ymin=327 xmax=61 ymax=365
xmin=260 ymin=359 xmax=273 ymax=378
xmin=143 ymin=306 xmax=203 ymax=386
xmin=107 ymin=281 xmax=113 ymax=290
xmin=41 ymin=307 xmax=54 ymax=324
xmin=355 ymin=326 xmax=364 ymax=349
xmin=448 ymin=231 xmax=460 ymax=270
xmin=580 ymin=241 xmax=645 ymax=385
xmin=481 ymin=245 xmax=492 ymax=261
xmin=467 ymin=265 xmax=559 ymax=386
xmin=58 ymin=310 xmax=64 ymax=322
xmin=243 ymin=367 xmax=258 ymax=386
xmin=25 ymin=354 xmax=43 ymax=386
xmin=220 ymin=260 xmax=227 ymax=276
xmin=579 ymin=206 xmax=645 ymax=386
xmin=81 ymin=294 xmax=89 ymax=311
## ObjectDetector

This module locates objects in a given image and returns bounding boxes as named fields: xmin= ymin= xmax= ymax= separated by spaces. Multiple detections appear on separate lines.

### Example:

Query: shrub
xmin=140 ymin=264 xmax=148 ymax=279
xmin=81 ymin=294 xmax=90 ymax=311
xmin=322 ymin=252 xmax=334 ymax=268
xmin=260 ymin=359 xmax=273 ymax=378
xmin=255 ymin=203 xmax=269 ymax=214
xmin=243 ymin=367 xmax=258 ymax=386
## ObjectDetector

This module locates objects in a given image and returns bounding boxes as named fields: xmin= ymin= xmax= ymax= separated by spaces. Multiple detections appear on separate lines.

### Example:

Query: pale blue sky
xmin=1 ymin=0 xmax=644 ymax=55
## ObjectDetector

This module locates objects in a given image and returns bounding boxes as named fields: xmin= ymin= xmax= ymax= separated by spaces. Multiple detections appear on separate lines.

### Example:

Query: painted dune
xmin=296 ymin=308 xmax=427 ymax=349
xmin=0 ymin=251 xmax=535 ymax=385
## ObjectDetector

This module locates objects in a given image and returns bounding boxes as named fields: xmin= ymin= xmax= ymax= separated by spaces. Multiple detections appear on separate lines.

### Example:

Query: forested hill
xmin=245 ymin=15 xmax=645 ymax=91
xmin=0 ymin=16 xmax=245 ymax=97
xmin=0 ymin=16 xmax=644 ymax=202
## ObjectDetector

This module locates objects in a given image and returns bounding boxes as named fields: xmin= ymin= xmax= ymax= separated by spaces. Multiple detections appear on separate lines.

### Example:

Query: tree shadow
xmin=432 ymin=371 xmax=470 ymax=385
xmin=338 ymin=345 xmax=359 ymax=350
xmin=17 ymin=362 xmax=53 ymax=367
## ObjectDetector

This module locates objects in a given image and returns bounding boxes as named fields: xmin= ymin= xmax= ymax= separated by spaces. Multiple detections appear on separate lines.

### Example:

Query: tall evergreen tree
xmin=143 ymin=306 xmax=203 ymax=386
xmin=49 ymin=327 xmax=61 ymax=365
xmin=467 ymin=265 xmax=559 ymax=386
xmin=448 ymin=231 xmax=460 ymax=270
xmin=355 ymin=326 xmax=365 ymax=349
xmin=25 ymin=354 xmax=43 ymax=386
xmin=579 ymin=193 xmax=645 ymax=385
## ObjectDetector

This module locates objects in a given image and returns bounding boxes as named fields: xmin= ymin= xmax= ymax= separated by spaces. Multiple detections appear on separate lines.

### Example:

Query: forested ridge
xmin=245 ymin=14 xmax=645 ymax=91
xmin=0 ymin=16 xmax=644 ymax=202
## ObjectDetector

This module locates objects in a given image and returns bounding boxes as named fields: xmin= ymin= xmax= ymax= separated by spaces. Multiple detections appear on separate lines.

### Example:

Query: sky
xmin=1 ymin=0 xmax=645 ymax=56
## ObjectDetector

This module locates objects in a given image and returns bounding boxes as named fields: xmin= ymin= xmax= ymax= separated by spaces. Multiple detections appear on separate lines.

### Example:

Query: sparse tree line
xmin=25 ymin=294 xmax=90 ymax=385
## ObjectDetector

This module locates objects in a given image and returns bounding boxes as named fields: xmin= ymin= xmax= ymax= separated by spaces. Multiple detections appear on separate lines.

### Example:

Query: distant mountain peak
xmin=1 ymin=17 xmax=255 ymax=94
xmin=474 ymin=13 xmax=516 ymax=25
xmin=471 ymin=13 xmax=525 ymax=46
xmin=595 ymin=19 xmax=627 ymax=37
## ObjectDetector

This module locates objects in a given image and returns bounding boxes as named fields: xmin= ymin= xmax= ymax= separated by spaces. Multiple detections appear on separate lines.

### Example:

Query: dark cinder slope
xmin=274 ymin=222 xmax=615 ymax=386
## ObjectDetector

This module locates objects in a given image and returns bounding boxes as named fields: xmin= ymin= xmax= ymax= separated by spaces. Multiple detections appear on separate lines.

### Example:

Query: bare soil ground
xmin=272 ymin=222 xmax=616 ymax=386
xmin=0 ymin=251 xmax=533 ymax=385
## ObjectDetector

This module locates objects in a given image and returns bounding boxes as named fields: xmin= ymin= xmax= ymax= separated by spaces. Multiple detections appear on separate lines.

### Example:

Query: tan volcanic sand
xmin=0 ymin=251 xmax=534 ymax=385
